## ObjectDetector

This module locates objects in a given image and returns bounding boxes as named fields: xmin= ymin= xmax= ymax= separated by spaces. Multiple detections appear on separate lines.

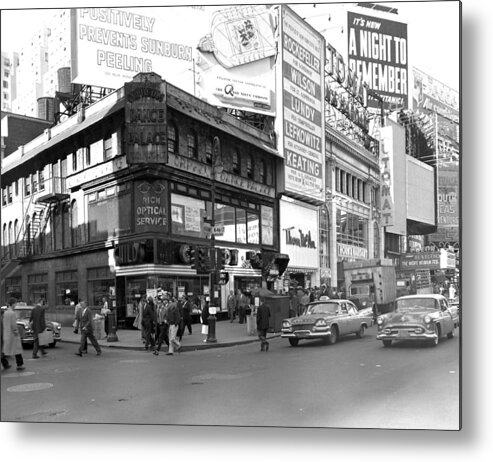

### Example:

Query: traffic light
xmin=189 ymin=246 xmax=196 ymax=269
xmin=196 ymin=246 xmax=208 ymax=273
xmin=218 ymin=248 xmax=229 ymax=270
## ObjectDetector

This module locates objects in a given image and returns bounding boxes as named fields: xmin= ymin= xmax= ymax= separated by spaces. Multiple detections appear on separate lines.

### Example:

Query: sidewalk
xmin=61 ymin=318 xmax=280 ymax=352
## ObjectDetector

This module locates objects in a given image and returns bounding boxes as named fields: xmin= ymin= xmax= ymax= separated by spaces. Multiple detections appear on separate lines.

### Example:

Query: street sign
xmin=213 ymin=225 xmax=224 ymax=236
xmin=218 ymin=271 xmax=229 ymax=285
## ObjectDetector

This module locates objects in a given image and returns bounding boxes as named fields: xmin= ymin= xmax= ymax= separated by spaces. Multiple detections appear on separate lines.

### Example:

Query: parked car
xmin=281 ymin=299 xmax=372 ymax=347
xmin=2 ymin=303 xmax=62 ymax=348
xmin=376 ymin=294 xmax=455 ymax=348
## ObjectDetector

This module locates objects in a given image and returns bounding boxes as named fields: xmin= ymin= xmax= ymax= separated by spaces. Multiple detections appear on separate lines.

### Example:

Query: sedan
xmin=281 ymin=299 xmax=372 ymax=347
xmin=12 ymin=304 xmax=62 ymax=348
xmin=376 ymin=294 xmax=455 ymax=347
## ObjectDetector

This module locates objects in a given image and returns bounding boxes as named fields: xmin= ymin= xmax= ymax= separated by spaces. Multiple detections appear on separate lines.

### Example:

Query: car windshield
xmin=396 ymin=298 xmax=438 ymax=312
xmin=306 ymin=303 xmax=339 ymax=315
xmin=15 ymin=308 xmax=32 ymax=319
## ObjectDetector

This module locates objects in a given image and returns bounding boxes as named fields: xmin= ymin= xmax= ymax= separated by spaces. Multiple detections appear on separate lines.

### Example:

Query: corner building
xmin=1 ymin=73 xmax=281 ymax=326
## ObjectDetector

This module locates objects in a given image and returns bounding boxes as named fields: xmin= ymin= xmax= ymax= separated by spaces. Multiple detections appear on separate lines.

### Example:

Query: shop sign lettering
xmin=135 ymin=180 xmax=168 ymax=231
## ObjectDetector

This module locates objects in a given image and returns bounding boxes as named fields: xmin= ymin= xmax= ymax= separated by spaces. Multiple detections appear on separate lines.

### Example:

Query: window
xmin=4 ymin=276 xmax=21 ymax=301
xmin=85 ymin=146 xmax=91 ymax=166
xmin=72 ymin=152 xmax=78 ymax=171
xmin=205 ymin=139 xmax=213 ymax=164
xmin=103 ymin=134 xmax=113 ymax=161
xmin=246 ymin=154 xmax=254 ymax=179
xmin=39 ymin=171 xmax=45 ymax=191
xmin=25 ymin=176 xmax=31 ymax=196
xmin=27 ymin=273 xmax=48 ymax=305
xmin=171 ymin=193 xmax=207 ymax=238
xmin=71 ymin=200 xmax=79 ymax=246
xmin=259 ymin=160 xmax=266 ymax=183
xmin=56 ymin=270 xmax=78 ymax=306
xmin=7 ymin=185 xmax=12 ymax=203
xmin=32 ymin=173 xmax=38 ymax=194
xmin=2 ymin=188 xmax=7 ymax=206
xmin=261 ymin=205 xmax=274 ymax=246
xmin=187 ymin=131 xmax=197 ymax=159
xmin=167 ymin=122 xmax=177 ymax=153
xmin=232 ymin=149 xmax=240 ymax=174
xmin=87 ymin=267 xmax=114 ymax=308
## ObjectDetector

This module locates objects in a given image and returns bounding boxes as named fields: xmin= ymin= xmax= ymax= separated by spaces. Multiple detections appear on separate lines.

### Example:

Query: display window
xmin=27 ymin=273 xmax=48 ymax=305
xmin=87 ymin=266 xmax=114 ymax=308
xmin=56 ymin=270 xmax=79 ymax=306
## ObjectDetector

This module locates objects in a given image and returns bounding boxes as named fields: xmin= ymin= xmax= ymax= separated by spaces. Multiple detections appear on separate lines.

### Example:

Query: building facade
xmin=1 ymin=73 xmax=282 ymax=326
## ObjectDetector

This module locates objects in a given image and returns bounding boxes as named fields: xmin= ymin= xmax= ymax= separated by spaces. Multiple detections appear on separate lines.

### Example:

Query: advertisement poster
xmin=134 ymin=180 xmax=168 ymax=232
xmin=71 ymin=5 xmax=277 ymax=115
xmin=348 ymin=10 xmax=408 ymax=111
xmin=278 ymin=5 xmax=325 ymax=202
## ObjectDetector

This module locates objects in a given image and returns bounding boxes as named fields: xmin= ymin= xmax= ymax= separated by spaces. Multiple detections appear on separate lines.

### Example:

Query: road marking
xmin=7 ymin=383 xmax=54 ymax=392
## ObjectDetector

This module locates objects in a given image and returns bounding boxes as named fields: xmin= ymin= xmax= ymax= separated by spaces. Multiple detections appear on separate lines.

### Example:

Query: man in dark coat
xmin=142 ymin=297 xmax=156 ymax=351
xmin=29 ymin=304 xmax=47 ymax=358
xmin=75 ymin=301 xmax=102 ymax=356
xmin=256 ymin=298 xmax=271 ymax=352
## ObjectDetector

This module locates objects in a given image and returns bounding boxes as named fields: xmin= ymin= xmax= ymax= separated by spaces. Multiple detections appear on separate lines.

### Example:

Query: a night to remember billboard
xmin=347 ymin=11 xmax=408 ymax=111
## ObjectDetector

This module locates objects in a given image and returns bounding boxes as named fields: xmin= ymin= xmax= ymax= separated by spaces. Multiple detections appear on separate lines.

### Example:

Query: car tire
xmin=288 ymin=338 xmax=299 ymax=347
xmin=382 ymin=340 xmax=392 ymax=348
xmin=327 ymin=325 xmax=338 ymax=345
xmin=356 ymin=325 xmax=365 ymax=338
xmin=447 ymin=329 xmax=454 ymax=339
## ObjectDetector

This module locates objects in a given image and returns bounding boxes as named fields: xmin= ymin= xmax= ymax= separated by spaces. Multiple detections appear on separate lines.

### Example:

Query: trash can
xmin=246 ymin=314 xmax=257 ymax=336
xmin=92 ymin=315 xmax=104 ymax=340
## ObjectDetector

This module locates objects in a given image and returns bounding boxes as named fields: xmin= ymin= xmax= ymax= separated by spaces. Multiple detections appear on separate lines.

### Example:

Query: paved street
xmin=1 ymin=324 xmax=459 ymax=429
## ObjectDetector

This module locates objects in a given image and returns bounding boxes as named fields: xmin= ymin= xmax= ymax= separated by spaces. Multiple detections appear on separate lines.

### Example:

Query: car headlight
xmin=282 ymin=320 xmax=292 ymax=328
xmin=362 ymin=301 xmax=367 ymax=307
xmin=314 ymin=319 xmax=327 ymax=327
xmin=424 ymin=315 xmax=432 ymax=324
xmin=377 ymin=316 xmax=384 ymax=325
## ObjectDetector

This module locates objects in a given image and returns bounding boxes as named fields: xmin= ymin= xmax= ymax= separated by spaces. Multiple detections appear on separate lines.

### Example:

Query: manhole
xmin=2 ymin=371 xmax=36 ymax=378
xmin=7 ymin=383 xmax=54 ymax=392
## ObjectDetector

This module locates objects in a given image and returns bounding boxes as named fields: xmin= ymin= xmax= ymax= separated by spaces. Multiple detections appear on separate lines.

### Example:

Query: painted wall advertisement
xmin=277 ymin=5 xmax=325 ymax=202
xmin=280 ymin=199 xmax=319 ymax=269
xmin=347 ymin=11 xmax=408 ymax=111
xmin=134 ymin=180 xmax=168 ymax=232
xmin=124 ymin=73 xmax=167 ymax=164
xmin=71 ymin=5 xmax=277 ymax=115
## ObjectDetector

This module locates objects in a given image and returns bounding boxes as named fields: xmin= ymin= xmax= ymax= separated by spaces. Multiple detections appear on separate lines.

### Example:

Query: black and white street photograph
xmin=0 ymin=0 xmax=488 ymax=460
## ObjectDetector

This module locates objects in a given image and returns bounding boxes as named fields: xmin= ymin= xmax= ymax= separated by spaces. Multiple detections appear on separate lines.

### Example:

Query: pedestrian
xmin=2 ymin=298 xmax=25 ymax=370
xmin=1 ymin=304 xmax=12 ymax=370
xmin=177 ymin=295 xmax=185 ymax=341
xmin=256 ymin=298 xmax=271 ymax=352
xmin=181 ymin=295 xmax=193 ymax=335
xmin=153 ymin=292 xmax=170 ymax=355
xmin=29 ymin=303 xmax=48 ymax=359
xmin=289 ymin=290 xmax=299 ymax=317
xmin=201 ymin=297 xmax=210 ymax=336
xmin=166 ymin=296 xmax=182 ymax=355
xmin=74 ymin=301 xmax=102 ymax=356
xmin=101 ymin=296 xmax=111 ymax=338
xmin=142 ymin=296 xmax=156 ymax=351
xmin=133 ymin=296 xmax=146 ymax=343
xmin=74 ymin=299 xmax=87 ymax=353
xmin=300 ymin=290 xmax=310 ymax=314
xmin=238 ymin=291 xmax=249 ymax=324
xmin=227 ymin=290 xmax=236 ymax=322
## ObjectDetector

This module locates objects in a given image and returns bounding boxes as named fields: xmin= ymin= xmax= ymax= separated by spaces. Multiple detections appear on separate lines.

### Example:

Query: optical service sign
xmin=134 ymin=180 xmax=168 ymax=232
xmin=278 ymin=5 xmax=325 ymax=201
xmin=347 ymin=11 xmax=408 ymax=111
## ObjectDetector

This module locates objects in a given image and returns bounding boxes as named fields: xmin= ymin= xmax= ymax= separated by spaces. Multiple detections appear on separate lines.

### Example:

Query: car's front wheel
xmin=356 ymin=325 xmax=365 ymax=338
xmin=431 ymin=324 xmax=440 ymax=347
xmin=288 ymin=338 xmax=299 ymax=347
xmin=382 ymin=340 xmax=392 ymax=348
xmin=447 ymin=328 xmax=454 ymax=339
xmin=327 ymin=325 xmax=338 ymax=345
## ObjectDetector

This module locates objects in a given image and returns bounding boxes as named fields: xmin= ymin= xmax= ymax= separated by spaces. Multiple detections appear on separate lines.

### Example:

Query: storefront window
xmin=171 ymin=193 xmax=207 ymax=238
xmin=214 ymin=203 xmax=236 ymax=242
xmin=27 ymin=273 xmax=48 ymax=305
xmin=261 ymin=205 xmax=274 ymax=246
xmin=336 ymin=209 xmax=368 ymax=249
xmin=87 ymin=267 xmax=114 ymax=308
xmin=56 ymin=270 xmax=78 ymax=306
xmin=247 ymin=213 xmax=259 ymax=244
xmin=236 ymin=209 xmax=247 ymax=243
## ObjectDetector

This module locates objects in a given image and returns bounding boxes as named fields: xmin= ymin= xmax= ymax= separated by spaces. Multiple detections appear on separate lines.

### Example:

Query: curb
xmin=61 ymin=333 xmax=282 ymax=352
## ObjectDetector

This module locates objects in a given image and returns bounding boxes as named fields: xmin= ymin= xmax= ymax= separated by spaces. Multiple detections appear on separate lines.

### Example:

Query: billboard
xmin=428 ymin=167 xmax=459 ymax=243
xmin=70 ymin=5 xmax=277 ymax=115
xmin=406 ymin=157 xmax=435 ymax=226
xmin=347 ymin=11 xmax=408 ymax=111
xmin=280 ymin=199 xmax=319 ymax=269
xmin=412 ymin=67 xmax=459 ymax=123
xmin=277 ymin=5 xmax=325 ymax=202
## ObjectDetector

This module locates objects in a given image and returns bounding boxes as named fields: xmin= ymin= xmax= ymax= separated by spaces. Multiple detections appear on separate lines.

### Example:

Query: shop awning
xmin=285 ymin=267 xmax=319 ymax=274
